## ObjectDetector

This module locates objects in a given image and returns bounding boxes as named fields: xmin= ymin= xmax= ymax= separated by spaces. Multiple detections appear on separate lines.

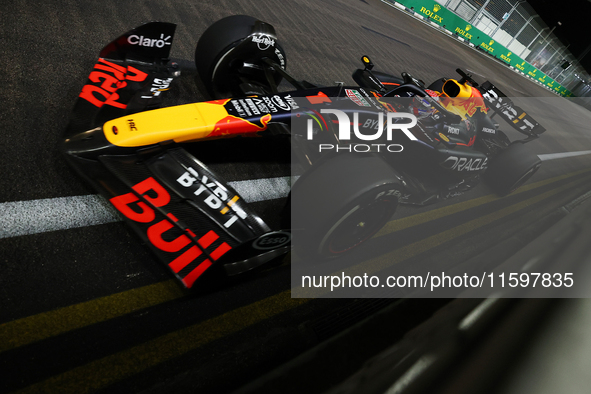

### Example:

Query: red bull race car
xmin=62 ymin=16 xmax=544 ymax=288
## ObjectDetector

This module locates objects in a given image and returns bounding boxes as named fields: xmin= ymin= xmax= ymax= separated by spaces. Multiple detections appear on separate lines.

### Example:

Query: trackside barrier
xmin=382 ymin=0 xmax=574 ymax=97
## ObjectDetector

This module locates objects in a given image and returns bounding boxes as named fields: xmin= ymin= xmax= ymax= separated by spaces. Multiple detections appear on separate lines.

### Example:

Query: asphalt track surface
xmin=2 ymin=0 xmax=591 ymax=393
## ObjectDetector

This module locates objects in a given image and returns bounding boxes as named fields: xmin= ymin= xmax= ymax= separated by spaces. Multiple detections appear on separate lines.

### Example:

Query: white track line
xmin=0 ymin=177 xmax=291 ymax=239
xmin=0 ymin=195 xmax=120 ymax=239
xmin=538 ymin=150 xmax=591 ymax=161
xmin=228 ymin=177 xmax=291 ymax=203
xmin=1 ymin=150 xmax=590 ymax=240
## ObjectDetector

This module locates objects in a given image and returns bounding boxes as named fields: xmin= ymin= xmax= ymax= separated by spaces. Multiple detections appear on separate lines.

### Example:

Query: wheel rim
xmin=324 ymin=200 xmax=396 ymax=255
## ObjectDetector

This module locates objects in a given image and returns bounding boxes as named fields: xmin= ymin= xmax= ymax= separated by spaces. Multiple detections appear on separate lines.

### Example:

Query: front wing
xmin=63 ymin=22 xmax=291 ymax=288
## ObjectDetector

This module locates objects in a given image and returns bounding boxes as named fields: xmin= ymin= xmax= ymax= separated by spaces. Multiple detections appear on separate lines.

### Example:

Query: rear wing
xmin=66 ymin=22 xmax=180 ymax=137
xmin=478 ymin=81 xmax=546 ymax=139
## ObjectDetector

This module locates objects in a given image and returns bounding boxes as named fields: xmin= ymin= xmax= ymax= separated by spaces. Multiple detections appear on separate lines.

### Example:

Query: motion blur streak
xmin=14 ymin=290 xmax=307 ymax=394
xmin=374 ymin=169 xmax=591 ymax=237
xmin=355 ymin=178 xmax=587 ymax=277
xmin=0 ymin=280 xmax=185 ymax=353
xmin=295 ymin=176 xmax=589 ymax=297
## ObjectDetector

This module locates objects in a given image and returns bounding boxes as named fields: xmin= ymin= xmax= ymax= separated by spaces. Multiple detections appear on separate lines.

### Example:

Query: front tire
xmin=195 ymin=15 xmax=286 ymax=98
xmin=291 ymin=154 xmax=404 ymax=260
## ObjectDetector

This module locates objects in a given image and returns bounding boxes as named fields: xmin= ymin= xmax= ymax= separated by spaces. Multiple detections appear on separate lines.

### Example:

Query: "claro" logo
xmin=127 ymin=33 xmax=172 ymax=48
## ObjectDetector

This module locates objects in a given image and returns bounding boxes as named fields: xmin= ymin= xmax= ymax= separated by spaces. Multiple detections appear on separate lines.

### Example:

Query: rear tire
xmin=483 ymin=142 xmax=541 ymax=196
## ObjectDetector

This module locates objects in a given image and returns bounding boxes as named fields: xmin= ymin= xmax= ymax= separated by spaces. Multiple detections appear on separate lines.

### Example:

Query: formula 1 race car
xmin=62 ymin=16 xmax=544 ymax=288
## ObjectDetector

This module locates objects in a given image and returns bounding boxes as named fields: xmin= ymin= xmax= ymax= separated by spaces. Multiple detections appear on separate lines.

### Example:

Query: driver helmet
xmin=409 ymin=96 xmax=436 ymax=119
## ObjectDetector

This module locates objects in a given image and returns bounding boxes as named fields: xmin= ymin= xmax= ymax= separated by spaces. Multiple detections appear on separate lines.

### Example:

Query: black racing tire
xmin=291 ymin=154 xmax=403 ymax=260
xmin=195 ymin=15 xmax=286 ymax=98
xmin=495 ymin=129 xmax=510 ymax=148
xmin=483 ymin=142 xmax=542 ymax=196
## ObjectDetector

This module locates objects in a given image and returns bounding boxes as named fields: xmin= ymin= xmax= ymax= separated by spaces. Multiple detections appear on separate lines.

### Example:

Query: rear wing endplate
xmin=478 ymin=81 xmax=546 ymax=138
